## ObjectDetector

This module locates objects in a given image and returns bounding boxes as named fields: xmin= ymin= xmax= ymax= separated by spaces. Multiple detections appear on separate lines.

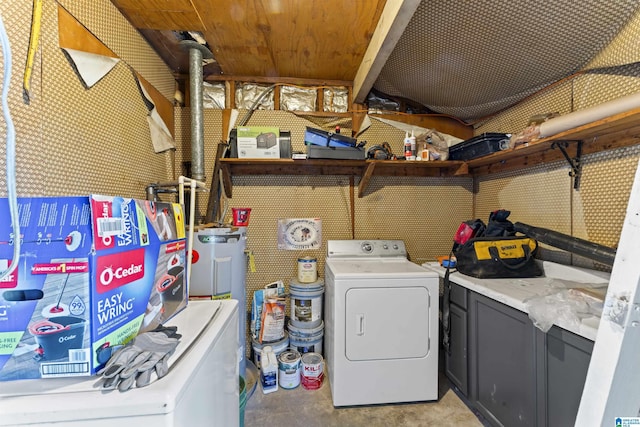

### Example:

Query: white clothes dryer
xmin=324 ymin=240 xmax=439 ymax=406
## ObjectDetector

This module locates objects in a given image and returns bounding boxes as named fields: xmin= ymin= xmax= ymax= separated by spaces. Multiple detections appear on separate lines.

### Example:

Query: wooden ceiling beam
xmin=202 ymin=74 xmax=352 ymax=88
xmin=353 ymin=0 xmax=421 ymax=104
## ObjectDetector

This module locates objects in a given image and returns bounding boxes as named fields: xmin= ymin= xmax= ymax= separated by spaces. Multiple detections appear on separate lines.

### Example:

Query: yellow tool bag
xmin=454 ymin=236 xmax=543 ymax=279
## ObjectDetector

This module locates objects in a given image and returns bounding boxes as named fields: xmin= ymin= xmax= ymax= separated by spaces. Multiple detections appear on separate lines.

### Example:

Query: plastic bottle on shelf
xmin=410 ymin=130 xmax=416 ymax=158
xmin=404 ymin=132 xmax=412 ymax=159
xmin=260 ymin=345 xmax=278 ymax=394
xmin=422 ymin=142 xmax=430 ymax=161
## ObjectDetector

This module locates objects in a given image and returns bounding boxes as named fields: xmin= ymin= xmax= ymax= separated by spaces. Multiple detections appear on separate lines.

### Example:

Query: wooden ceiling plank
xmin=353 ymin=0 xmax=421 ymax=103
xmin=112 ymin=0 xmax=195 ymax=11
xmin=190 ymin=0 xmax=385 ymax=80
xmin=115 ymin=0 xmax=387 ymax=81
xmin=262 ymin=0 xmax=386 ymax=80
xmin=114 ymin=0 xmax=206 ymax=30
xmin=144 ymin=12 xmax=203 ymax=30
xmin=193 ymin=0 xmax=276 ymax=76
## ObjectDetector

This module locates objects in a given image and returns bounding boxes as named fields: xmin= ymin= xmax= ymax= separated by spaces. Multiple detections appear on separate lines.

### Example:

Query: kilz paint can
xmin=297 ymin=256 xmax=317 ymax=283
xmin=301 ymin=352 xmax=324 ymax=390
xmin=278 ymin=349 xmax=301 ymax=389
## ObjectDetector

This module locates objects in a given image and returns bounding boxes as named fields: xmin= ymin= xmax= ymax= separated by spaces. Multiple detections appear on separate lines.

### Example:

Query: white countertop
xmin=422 ymin=261 xmax=610 ymax=341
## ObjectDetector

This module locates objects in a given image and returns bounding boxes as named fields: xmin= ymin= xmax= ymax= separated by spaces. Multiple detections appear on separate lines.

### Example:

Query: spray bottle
xmin=403 ymin=132 xmax=412 ymax=159
xmin=409 ymin=129 xmax=416 ymax=158
xmin=260 ymin=345 xmax=278 ymax=394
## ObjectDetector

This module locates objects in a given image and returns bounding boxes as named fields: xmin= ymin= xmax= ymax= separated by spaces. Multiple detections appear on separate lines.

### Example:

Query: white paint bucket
xmin=301 ymin=352 xmax=324 ymax=390
xmin=297 ymin=257 xmax=317 ymax=283
xmin=252 ymin=331 xmax=289 ymax=369
xmin=288 ymin=321 xmax=324 ymax=355
xmin=278 ymin=349 xmax=301 ymax=389
xmin=289 ymin=278 xmax=324 ymax=329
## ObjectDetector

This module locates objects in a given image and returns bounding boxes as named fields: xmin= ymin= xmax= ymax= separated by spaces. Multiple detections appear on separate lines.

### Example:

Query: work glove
xmin=98 ymin=325 xmax=181 ymax=392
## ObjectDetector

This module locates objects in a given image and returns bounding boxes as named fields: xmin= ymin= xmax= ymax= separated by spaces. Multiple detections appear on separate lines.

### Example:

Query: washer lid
xmin=326 ymin=258 xmax=437 ymax=279
xmin=327 ymin=240 xmax=407 ymax=258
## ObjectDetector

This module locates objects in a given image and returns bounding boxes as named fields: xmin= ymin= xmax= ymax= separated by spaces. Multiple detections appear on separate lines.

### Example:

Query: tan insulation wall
xmin=0 ymin=0 xmax=175 ymax=199
xmin=474 ymin=10 xmax=640 ymax=270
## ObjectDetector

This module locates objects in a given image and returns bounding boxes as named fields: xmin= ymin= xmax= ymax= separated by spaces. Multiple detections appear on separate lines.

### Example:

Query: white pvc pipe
xmin=539 ymin=91 xmax=640 ymax=138
xmin=177 ymin=175 xmax=208 ymax=294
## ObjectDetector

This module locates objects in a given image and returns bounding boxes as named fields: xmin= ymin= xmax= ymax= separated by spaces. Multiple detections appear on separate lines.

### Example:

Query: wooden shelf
xmin=467 ymin=105 xmax=640 ymax=175
xmin=219 ymin=158 xmax=467 ymax=197
xmin=219 ymin=106 xmax=640 ymax=196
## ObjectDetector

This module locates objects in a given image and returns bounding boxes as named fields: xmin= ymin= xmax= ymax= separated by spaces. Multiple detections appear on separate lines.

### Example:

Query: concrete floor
xmin=244 ymin=371 xmax=487 ymax=427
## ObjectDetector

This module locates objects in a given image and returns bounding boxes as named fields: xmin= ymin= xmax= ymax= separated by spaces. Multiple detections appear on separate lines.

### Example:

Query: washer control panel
xmin=327 ymin=240 xmax=407 ymax=258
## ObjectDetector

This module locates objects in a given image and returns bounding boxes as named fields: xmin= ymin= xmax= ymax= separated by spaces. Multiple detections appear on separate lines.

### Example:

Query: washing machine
xmin=0 ymin=300 xmax=239 ymax=426
xmin=324 ymin=240 xmax=439 ymax=406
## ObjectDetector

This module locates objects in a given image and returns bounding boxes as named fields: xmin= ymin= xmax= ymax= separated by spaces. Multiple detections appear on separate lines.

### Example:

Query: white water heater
xmin=189 ymin=227 xmax=247 ymax=376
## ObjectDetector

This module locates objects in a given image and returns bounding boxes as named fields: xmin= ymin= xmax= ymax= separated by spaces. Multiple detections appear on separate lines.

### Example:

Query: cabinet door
xmin=445 ymin=303 xmax=468 ymax=396
xmin=536 ymin=326 xmax=593 ymax=427
xmin=469 ymin=292 xmax=536 ymax=427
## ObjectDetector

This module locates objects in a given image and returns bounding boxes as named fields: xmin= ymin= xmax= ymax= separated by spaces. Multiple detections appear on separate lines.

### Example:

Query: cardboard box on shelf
xmin=0 ymin=195 xmax=187 ymax=381
xmin=236 ymin=126 xmax=280 ymax=158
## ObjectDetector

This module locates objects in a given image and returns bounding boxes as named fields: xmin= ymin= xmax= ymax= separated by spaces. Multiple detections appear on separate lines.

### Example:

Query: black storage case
xmin=448 ymin=133 xmax=511 ymax=161
xmin=306 ymin=145 xmax=365 ymax=160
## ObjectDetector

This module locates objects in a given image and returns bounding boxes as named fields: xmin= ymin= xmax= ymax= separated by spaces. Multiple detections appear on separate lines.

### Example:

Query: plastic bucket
xmin=251 ymin=332 xmax=289 ymax=369
xmin=288 ymin=321 xmax=324 ymax=355
xmin=29 ymin=316 xmax=86 ymax=360
xmin=232 ymin=208 xmax=251 ymax=226
xmin=289 ymin=278 xmax=324 ymax=329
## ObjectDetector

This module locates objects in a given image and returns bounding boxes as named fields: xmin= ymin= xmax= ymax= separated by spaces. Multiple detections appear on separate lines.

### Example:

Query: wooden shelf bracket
xmin=358 ymin=162 xmax=376 ymax=197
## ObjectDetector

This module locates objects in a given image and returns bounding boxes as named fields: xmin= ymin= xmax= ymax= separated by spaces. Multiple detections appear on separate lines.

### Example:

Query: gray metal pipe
xmin=180 ymin=40 xmax=213 ymax=223
xmin=188 ymin=46 xmax=205 ymax=182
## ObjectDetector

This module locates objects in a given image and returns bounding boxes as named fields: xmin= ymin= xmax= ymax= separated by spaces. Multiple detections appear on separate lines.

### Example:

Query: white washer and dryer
xmin=324 ymin=239 xmax=439 ymax=407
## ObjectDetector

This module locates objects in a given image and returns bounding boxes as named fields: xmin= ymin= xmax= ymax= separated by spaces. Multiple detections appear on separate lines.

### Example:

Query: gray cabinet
xmin=444 ymin=282 xmax=469 ymax=396
xmin=536 ymin=326 xmax=594 ymax=427
xmin=445 ymin=281 xmax=594 ymax=427
xmin=445 ymin=302 xmax=468 ymax=395
xmin=468 ymin=292 xmax=537 ymax=427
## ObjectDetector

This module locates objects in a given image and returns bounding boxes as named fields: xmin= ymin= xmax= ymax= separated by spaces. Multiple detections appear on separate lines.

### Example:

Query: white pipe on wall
xmin=539 ymin=91 xmax=640 ymax=138
xmin=178 ymin=176 xmax=208 ymax=293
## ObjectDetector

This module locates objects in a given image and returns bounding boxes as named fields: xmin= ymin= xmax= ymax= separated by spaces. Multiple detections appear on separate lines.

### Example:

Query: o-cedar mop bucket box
xmin=0 ymin=195 xmax=188 ymax=381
